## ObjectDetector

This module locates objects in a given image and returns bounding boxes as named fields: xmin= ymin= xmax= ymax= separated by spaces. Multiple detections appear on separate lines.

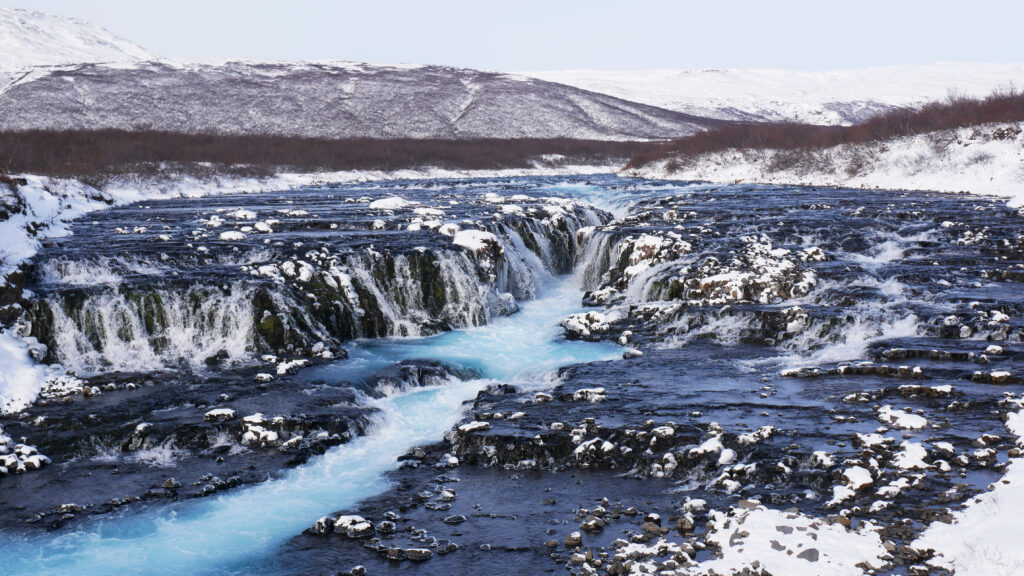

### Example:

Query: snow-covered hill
xmin=525 ymin=63 xmax=1024 ymax=125
xmin=0 ymin=60 xmax=716 ymax=140
xmin=631 ymin=122 xmax=1024 ymax=206
xmin=0 ymin=8 xmax=152 ymax=72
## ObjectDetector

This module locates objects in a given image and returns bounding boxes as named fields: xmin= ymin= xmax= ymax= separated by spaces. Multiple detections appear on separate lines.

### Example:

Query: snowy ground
xmin=632 ymin=121 xmax=1024 ymax=208
xmin=912 ymin=402 xmax=1024 ymax=575
xmin=0 ymin=7 xmax=153 ymax=91
xmin=525 ymin=63 xmax=1024 ymax=125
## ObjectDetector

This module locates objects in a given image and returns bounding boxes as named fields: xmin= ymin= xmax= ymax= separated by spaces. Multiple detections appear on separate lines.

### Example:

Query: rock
xmin=309 ymin=516 xmax=334 ymax=535
xmin=457 ymin=421 xmax=490 ymax=434
xmin=162 ymin=478 xmax=181 ymax=490
xmin=443 ymin=514 xmax=466 ymax=524
xmin=404 ymin=548 xmax=432 ymax=561
xmin=572 ymin=388 xmax=607 ymax=402
xmin=436 ymin=540 xmax=458 ymax=555
xmin=203 ymin=408 xmax=236 ymax=422
xmin=334 ymin=515 xmax=374 ymax=538
xmin=737 ymin=499 xmax=759 ymax=511
xmin=565 ymin=531 xmax=582 ymax=547
xmin=675 ymin=514 xmax=695 ymax=532
xmin=797 ymin=548 xmax=819 ymax=562
xmin=435 ymin=454 xmax=459 ymax=468
xmin=827 ymin=515 xmax=851 ymax=528
xmin=562 ymin=311 xmax=610 ymax=340
xmin=376 ymin=520 xmax=396 ymax=534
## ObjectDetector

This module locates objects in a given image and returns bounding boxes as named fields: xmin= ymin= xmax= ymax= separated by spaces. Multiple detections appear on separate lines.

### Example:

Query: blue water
xmin=0 ymin=274 xmax=618 ymax=576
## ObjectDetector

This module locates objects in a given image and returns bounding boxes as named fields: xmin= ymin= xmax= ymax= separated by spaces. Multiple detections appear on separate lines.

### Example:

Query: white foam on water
xmin=47 ymin=284 xmax=257 ymax=374
xmin=782 ymin=313 xmax=920 ymax=368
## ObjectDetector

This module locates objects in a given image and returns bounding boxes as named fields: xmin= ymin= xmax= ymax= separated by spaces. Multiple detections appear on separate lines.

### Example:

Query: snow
xmin=0 ymin=57 xmax=707 ymax=140
xmin=843 ymin=465 xmax=874 ymax=490
xmin=0 ymin=331 xmax=47 ymax=413
xmin=230 ymin=208 xmax=257 ymax=220
xmin=452 ymin=229 xmax=498 ymax=252
xmin=877 ymin=405 xmax=928 ymax=430
xmin=204 ymin=408 xmax=237 ymax=422
xmin=0 ymin=8 xmax=153 ymax=88
xmin=368 ymin=196 xmax=415 ymax=210
xmin=457 ymin=421 xmax=491 ymax=433
xmin=525 ymin=63 xmax=1024 ymax=125
xmin=218 ymin=231 xmax=246 ymax=241
xmin=634 ymin=122 xmax=1024 ymax=207
xmin=696 ymin=502 xmax=888 ymax=575
xmin=855 ymin=433 xmax=895 ymax=448
xmin=688 ymin=434 xmax=724 ymax=458
xmin=914 ymin=404 xmax=1024 ymax=575
xmin=894 ymin=441 xmax=930 ymax=470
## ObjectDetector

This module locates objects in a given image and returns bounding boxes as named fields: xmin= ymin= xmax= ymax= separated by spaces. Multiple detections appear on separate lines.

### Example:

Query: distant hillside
xmin=0 ymin=7 xmax=152 ymax=90
xmin=0 ymin=60 xmax=719 ymax=140
xmin=524 ymin=63 xmax=1024 ymax=125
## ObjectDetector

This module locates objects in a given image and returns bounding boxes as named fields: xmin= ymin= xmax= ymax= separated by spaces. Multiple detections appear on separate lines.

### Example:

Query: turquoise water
xmin=0 ymin=274 xmax=619 ymax=576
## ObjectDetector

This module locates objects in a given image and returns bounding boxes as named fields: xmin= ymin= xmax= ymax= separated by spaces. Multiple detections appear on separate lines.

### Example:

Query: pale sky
xmin=4 ymin=0 xmax=1024 ymax=71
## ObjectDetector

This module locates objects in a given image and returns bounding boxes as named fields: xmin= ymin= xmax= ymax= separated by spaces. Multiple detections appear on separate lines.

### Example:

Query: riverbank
xmin=630 ymin=121 xmax=1024 ymax=207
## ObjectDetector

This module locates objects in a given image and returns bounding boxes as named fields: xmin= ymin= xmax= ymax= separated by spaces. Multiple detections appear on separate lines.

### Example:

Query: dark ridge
xmin=0 ymin=131 xmax=656 ymax=177
xmin=625 ymin=89 xmax=1024 ymax=169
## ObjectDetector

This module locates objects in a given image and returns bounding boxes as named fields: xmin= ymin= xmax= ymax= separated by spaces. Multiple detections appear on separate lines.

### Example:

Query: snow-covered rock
xmin=452 ymin=229 xmax=498 ymax=253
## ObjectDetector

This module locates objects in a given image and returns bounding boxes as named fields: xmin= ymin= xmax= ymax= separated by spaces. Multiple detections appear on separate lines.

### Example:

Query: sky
xmin=3 ymin=0 xmax=1024 ymax=71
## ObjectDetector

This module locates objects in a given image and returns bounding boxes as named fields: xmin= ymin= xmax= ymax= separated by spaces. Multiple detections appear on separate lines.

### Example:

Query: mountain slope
xmin=0 ymin=8 xmax=153 ymax=71
xmin=0 ymin=60 xmax=717 ymax=140
xmin=524 ymin=63 xmax=1024 ymax=125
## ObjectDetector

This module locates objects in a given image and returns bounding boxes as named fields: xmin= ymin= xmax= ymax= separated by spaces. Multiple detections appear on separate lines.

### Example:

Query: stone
xmin=309 ymin=516 xmax=334 ymax=535
xmin=797 ymin=548 xmax=819 ymax=562
xmin=404 ymin=548 xmax=432 ymax=561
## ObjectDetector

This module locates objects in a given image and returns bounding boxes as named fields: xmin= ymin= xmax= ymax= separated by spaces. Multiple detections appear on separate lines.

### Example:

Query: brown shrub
xmin=626 ymin=89 xmax=1024 ymax=170
xmin=0 ymin=132 xmax=651 ymax=177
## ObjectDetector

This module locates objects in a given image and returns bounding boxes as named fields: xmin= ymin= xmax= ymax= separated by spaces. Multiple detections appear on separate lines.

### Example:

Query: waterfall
xmin=44 ymin=284 xmax=258 ymax=373
xmin=27 ymin=195 xmax=611 ymax=375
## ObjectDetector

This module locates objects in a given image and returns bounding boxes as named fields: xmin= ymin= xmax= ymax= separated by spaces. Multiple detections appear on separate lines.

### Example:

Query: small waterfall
xmin=43 ymin=284 xmax=258 ymax=373
xmin=575 ymin=227 xmax=616 ymax=290
xmin=343 ymin=249 xmax=505 ymax=338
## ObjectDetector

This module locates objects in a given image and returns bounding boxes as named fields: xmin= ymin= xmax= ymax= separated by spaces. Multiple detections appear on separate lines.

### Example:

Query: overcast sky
xmin=4 ymin=0 xmax=1024 ymax=71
